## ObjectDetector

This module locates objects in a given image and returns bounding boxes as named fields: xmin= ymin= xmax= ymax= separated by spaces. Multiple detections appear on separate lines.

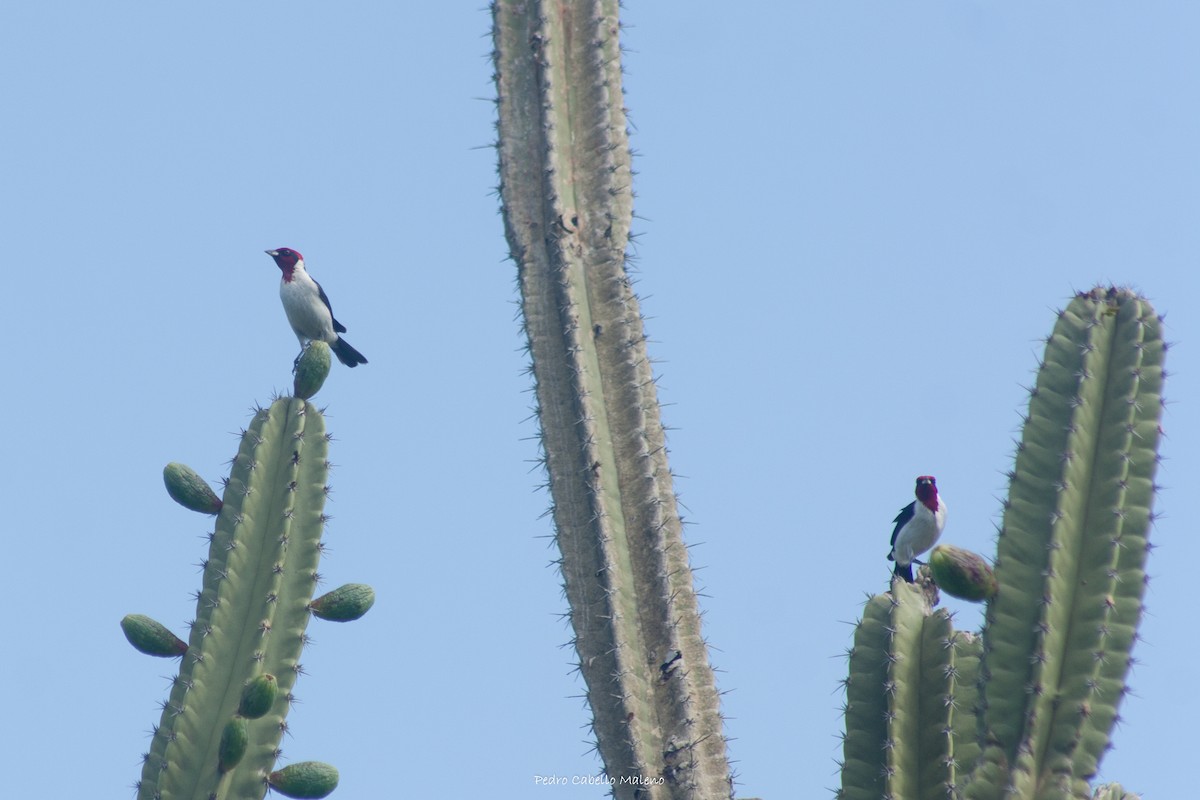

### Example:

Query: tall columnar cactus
xmin=839 ymin=287 xmax=1164 ymax=800
xmin=124 ymin=343 xmax=374 ymax=800
xmin=492 ymin=2 xmax=732 ymax=797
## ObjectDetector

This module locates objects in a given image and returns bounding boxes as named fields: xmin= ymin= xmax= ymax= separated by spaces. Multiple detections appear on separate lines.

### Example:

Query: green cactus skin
xmin=268 ymin=761 xmax=339 ymax=799
xmin=121 ymin=614 xmax=188 ymax=657
xmin=1091 ymin=784 xmax=1140 ymax=800
xmin=163 ymin=462 xmax=223 ymax=514
xmin=293 ymin=341 xmax=332 ymax=400
xmin=929 ymin=544 xmax=998 ymax=602
xmin=310 ymin=583 xmax=375 ymax=622
xmin=949 ymin=629 xmax=984 ymax=784
xmin=968 ymin=288 xmax=1163 ymax=798
xmin=493 ymin=2 xmax=730 ymax=796
xmin=238 ymin=673 xmax=278 ymax=720
xmin=136 ymin=398 xmax=333 ymax=800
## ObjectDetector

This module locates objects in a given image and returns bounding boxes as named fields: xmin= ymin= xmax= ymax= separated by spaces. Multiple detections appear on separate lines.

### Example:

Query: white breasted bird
xmin=887 ymin=475 xmax=947 ymax=582
xmin=266 ymin=248 xmax=368 ymax=368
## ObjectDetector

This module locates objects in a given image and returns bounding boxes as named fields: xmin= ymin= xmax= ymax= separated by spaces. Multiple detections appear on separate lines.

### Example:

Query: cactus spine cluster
xmin=493 ymin=1 xmax=732 ymax=796
xmin=840 ymin=287 xmax=1165 ymax=800
xmin=124 ymin=343 xmax=372 ymax=800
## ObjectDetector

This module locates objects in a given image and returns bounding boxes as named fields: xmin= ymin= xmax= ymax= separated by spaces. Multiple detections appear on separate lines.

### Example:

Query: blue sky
xmin=3 ymin=3 xmax=1198 ymax=798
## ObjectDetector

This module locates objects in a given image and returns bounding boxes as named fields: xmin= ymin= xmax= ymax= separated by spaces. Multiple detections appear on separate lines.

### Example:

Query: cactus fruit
xmin=293 ymin=341 xmax=332 ymax=400
xmin=310 ymin=583 xmax=375 ymax=622
xmin=840 ymin=287 xmax=1165 ymax=799
xmin=928 ymin=544 xmax=997 ymax=602
xmin=268 ymin=761 xmax=340 ymax=799
xmin=120 ymin=614 xmax=188 ymax=657
xmin=238 ymin=673 xmax=278 ymax=720
xmin=217 ymin=717 xmax=249 ymax=773
xmin=163 ymin=462 xmax=222 ymax=514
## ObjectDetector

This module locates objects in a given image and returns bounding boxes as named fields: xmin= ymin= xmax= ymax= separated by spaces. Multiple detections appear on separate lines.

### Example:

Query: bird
xmin=265 ymin=248 xmax=368 ymax=368
xmin=887 ymin=475 xmax=947 ymax=582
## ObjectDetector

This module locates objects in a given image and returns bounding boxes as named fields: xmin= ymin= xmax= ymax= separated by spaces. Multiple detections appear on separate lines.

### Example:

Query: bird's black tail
xmin=893 ymin=561 xmax=914 ymax=582
xmin=332 ymin=337 xmax=368 ymax=367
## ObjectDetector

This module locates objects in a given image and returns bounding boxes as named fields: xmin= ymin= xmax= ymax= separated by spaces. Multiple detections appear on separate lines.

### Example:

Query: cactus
xmin=490 ymin=2 xmax=1163 ymax=797
xmin=493 ymin=1 xmax=732 ymax=796
xmin=839 ymin=287 xmax=1164 ymax=799
xmin=126 ymin=345 xmax=373 ymax=799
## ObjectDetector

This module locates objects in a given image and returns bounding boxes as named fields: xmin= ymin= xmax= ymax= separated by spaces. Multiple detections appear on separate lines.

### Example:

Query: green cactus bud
xmin=310 ymin=583 xmax=375 ymax=622
xmin=218 ymin=716 xmax=248 ymax=773
xmin=238 ymin=673 xmax=278 ymax=719
xmin=163 ymin=462 xmax=222 ymax=514
xmin=929 ymin=544 xmax=997 ymax=602
xmin=268 ymin=761 xmax=340 ymax=799
xmin=120 ymin=614 xmax=187 ymax=657
xmin=293 ymin=341 xmax=332 ymax=400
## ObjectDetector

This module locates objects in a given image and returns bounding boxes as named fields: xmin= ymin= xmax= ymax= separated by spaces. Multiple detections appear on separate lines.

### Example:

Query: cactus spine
xmin=840 ymin=287 xmax=1164 ymax=800
xmin=128 ymin=346 xmax=367 ymax=799
xmin=493 ymin=1 xmax=731 ymax=796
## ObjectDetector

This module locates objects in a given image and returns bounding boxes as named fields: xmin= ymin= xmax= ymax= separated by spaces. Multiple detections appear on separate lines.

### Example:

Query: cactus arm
xmin=227 ymin=399 xmax=331 ymax=800
xmin=493 ymin=1 xmax=730 ymax=795
xmin=841 ymin=583 xmax=969 ymax=800
xmin=971 ymin=289 xmax=1163 ymax=797
xmin=138 ymin=398 xmax=329 ymax=799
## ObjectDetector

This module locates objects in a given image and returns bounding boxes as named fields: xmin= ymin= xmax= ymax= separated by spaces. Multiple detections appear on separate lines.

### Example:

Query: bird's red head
xmin=915 ymin=475 xmax=939 ymax=510
xmin=266 ymin=247 xmax=303 ymax=270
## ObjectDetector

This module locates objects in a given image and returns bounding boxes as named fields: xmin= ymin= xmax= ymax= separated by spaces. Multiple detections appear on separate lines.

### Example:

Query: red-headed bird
xmin=266 ymin=248 xmax=367 ymax=368
xmin=888 ymin=475 xmax=947 ymax=582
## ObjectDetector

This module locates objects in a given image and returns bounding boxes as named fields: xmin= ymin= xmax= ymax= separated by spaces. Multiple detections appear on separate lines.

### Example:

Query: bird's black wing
xmin=313 ymin=279 xmax=348 ymax=333
xmin=888 ymin=501 xmax=917 ymax=557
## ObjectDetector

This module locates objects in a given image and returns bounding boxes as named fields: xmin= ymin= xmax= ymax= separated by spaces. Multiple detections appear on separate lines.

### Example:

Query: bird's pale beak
xmin=265 ymin=249 xmax=279 ymax=257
